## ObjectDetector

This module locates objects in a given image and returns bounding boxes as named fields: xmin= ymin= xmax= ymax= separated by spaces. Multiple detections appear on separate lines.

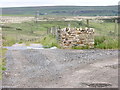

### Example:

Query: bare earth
xmin=2 ymin=49 xmax=118 ymax=88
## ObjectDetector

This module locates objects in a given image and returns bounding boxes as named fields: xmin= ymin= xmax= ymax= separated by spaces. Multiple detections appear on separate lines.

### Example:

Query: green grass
xmin=91 ymin=20 xmax=118 ymax=49
xmin=94 ymin=36 xmax=118 ymax=49
xmin=2 ymin=21 xmax=84 ymax=46
xmin=0 ymin=48 xmax=7 ymax=80
xmin=33 ymin=34 xmax=60 ymax=48
xmin=2 ymin=35 xmax=16 ymax=46
xmin=2 ymin=19 xmax=118 ymax=49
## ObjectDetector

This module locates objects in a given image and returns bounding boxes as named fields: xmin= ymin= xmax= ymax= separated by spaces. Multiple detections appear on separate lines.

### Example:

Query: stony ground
xmin=2 ymin=49 xmax=118 ymax=88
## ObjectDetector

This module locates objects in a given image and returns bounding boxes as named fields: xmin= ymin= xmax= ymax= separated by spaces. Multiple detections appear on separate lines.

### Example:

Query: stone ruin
xmin=58 ymin=27 xmax=94 ymax=48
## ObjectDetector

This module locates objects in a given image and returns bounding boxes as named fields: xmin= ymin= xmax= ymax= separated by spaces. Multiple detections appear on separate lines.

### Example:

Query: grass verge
xmin=0 ymin=48 xmax=7 ymax=80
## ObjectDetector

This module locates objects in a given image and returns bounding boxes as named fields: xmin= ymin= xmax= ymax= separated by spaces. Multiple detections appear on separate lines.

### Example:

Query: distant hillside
xmin=1 ymin=6 xmax=118 ymax=16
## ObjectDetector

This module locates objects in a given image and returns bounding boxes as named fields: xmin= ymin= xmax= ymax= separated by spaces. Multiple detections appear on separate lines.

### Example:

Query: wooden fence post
xmin=53 ymin=26 xmax=55 ymax=36
xmin=50 ymin=27 xmax=53 ymax=35
xmin=47 ymin=28 xmax=49 ymax=34
xmin=87 ymin=19 xmax=89 ymax=27
xmin=115 ymin=19 xmax=117 ymax=33
xmin=57 ymin=28 xmax=61 ymax=43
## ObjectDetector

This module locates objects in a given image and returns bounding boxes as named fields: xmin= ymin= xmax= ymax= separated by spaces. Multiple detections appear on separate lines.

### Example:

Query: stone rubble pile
xmin=59 ymin=27 xmax=94 ymax=48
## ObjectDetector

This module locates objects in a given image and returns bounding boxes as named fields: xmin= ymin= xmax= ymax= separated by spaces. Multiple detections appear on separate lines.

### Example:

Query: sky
xmin=0 ymin=0 xmax=119 ymax=8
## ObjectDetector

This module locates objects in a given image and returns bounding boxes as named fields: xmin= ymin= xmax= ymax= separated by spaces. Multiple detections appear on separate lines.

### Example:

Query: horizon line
xmin=1 ymin=4 xmax=118 ymax=8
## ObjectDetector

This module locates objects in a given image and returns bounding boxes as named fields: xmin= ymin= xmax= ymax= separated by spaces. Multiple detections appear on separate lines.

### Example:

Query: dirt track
xmin=2 ymin=49 xmax=118 ymax=88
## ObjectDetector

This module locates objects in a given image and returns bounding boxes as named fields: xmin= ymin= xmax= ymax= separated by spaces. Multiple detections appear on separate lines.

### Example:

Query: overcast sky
xmin=0 ymin=0 xmax=119 ymax=8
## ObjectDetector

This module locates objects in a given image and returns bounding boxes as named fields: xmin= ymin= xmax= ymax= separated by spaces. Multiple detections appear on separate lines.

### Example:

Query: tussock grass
xmin=95 ymin=36 xmax=118 ymax=49
xmin=39 ymin=35 xmax=60 ymax=48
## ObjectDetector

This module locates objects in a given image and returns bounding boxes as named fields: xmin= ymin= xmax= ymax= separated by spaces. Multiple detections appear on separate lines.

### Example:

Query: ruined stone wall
xmin=58 ymin=27 xmax=94 ymax=48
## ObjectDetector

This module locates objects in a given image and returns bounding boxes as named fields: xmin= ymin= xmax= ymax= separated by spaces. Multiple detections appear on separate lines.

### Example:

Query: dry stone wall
xmin=58 ymin=27 xmax=94 ymax=48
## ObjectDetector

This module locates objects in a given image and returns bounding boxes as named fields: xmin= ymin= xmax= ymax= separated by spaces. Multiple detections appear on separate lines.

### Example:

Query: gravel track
xmin=2 ymin=49 xmax=118 ymax=88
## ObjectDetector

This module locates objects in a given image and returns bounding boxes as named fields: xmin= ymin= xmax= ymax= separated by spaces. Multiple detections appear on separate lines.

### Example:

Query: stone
xmin=58 ymin=27 xmax=94 ymax=48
